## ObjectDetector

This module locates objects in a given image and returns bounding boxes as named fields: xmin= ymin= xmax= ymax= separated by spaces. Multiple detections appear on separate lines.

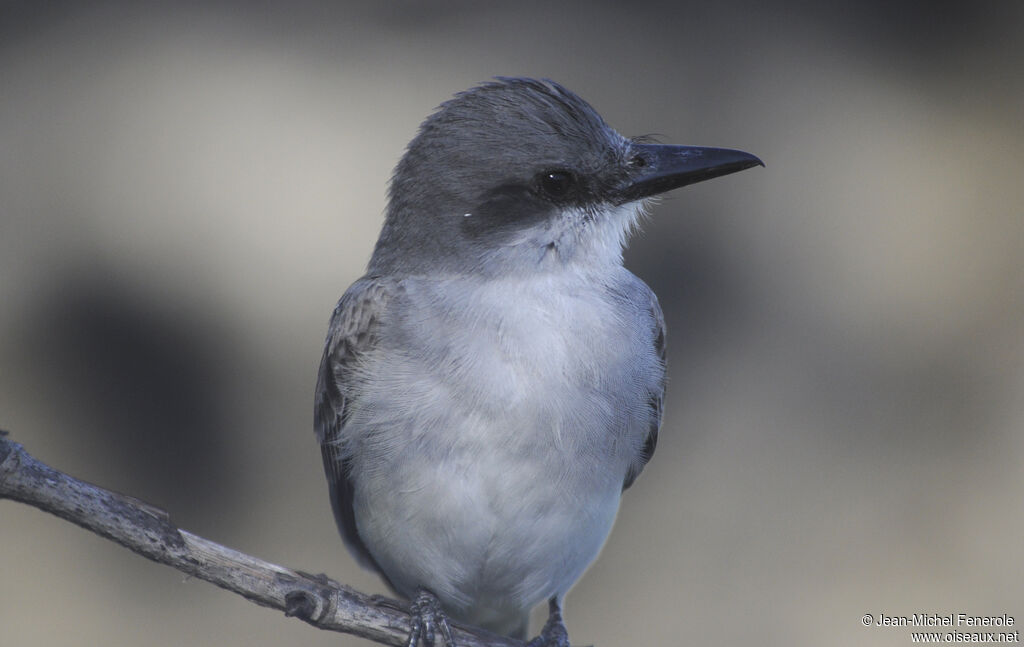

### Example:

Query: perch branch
xmin=0 ymin=430 xmax=520 ymax=647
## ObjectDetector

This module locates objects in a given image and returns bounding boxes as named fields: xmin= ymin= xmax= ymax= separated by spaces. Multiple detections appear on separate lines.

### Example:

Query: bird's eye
xmin=630 ymin=154 xmax=647 ymax=168
xmin=538 ymin=170 xmax=576 ymax=200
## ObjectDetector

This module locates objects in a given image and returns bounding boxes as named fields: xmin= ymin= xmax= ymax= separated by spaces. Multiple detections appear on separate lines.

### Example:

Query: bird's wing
xmin=314 ymin=276 xmax=392 ymax=572
xmin=623 ymin=286 xmax=666 ymax=491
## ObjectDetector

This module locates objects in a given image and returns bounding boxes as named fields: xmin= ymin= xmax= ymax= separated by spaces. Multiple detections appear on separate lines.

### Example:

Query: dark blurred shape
xmin=798 ymin=0 xmax=1007 ymax=68
xmin=25 ymin=266 xmax=235 ymax=520
xmin=626 ymin=211 xmax=752 ymax=353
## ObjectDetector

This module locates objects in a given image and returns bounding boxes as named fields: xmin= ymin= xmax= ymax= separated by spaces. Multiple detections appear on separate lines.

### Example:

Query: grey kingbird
xmin=315 ymin=78 xmax=761 ymax=647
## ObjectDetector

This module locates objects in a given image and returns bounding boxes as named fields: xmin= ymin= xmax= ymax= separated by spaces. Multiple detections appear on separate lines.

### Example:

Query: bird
xmin=314 ymin=77 xmax=761 ymax=647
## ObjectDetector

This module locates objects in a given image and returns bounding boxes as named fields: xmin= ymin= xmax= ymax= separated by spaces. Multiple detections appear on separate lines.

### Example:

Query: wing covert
xmin=623 ymin=287 xmax=666 ymax=491
xmin=314 ymin=276 xmax=392 ymax=571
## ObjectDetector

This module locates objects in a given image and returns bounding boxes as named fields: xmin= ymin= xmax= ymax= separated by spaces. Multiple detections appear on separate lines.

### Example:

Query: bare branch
xmin=0 ymin=431 xmax=520 ymax=647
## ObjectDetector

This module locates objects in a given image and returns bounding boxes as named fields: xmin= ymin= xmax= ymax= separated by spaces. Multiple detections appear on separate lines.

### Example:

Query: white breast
xmin=345 ymin=269 xmax=654 ymax=629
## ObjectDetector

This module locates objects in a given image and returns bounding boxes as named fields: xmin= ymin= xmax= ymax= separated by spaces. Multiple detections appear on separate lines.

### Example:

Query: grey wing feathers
xmin=314 ymin=277 xmax=391 ymax=572
xmin=623 ymin=287 xmax=666 ymax=491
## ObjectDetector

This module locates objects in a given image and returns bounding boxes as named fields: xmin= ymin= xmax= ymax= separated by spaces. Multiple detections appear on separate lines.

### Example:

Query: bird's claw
xmin=526 ymin=598 xmax=571 ymax=647
xmin=407 ymin=589 xmax=456 ymax=647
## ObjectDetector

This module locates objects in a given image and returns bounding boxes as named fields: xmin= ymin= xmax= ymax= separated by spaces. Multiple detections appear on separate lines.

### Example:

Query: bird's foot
xmin=526 ymin=598 xmax=570 ymax=647
xmin=406 ymin=589 xmax=456 ymax=647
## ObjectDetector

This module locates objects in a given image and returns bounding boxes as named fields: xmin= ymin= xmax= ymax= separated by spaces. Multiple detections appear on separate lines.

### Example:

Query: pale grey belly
xmin=347 ymin=277 xmax=652 ymax=627
xmin=354 ymin=435 xmax=623 ymax=626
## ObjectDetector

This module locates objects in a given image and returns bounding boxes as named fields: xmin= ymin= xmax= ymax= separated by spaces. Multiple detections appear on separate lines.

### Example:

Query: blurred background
xmin=2 ymin=2 xmax=1022 ymax=646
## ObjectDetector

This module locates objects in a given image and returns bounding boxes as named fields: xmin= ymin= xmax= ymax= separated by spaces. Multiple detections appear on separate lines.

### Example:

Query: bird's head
xmin=369 ymin=78 xmax=761 ymax=277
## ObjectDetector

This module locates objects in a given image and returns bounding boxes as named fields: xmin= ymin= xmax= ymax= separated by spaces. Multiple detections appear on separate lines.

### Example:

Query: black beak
xmin=616 ymin=144 xmax=763 ymax=203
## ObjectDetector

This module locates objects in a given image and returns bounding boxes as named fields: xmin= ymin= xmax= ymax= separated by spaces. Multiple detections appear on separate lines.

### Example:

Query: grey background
xmin=2 ymin=2 xmax=1022 ymax=646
